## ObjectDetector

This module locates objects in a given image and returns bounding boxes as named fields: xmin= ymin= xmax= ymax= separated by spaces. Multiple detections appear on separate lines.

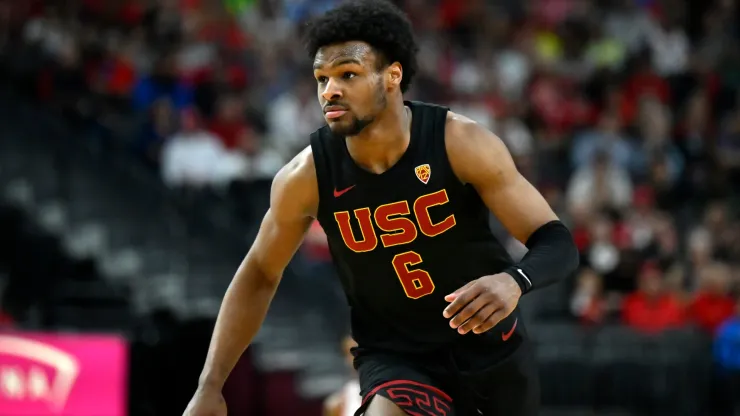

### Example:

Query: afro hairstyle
xmin=303 ymin=0 xmax=419 ymax=93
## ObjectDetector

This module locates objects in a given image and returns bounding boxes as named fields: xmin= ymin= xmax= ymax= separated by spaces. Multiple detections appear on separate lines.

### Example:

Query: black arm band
xmin=503 ymin=220 xmax=579 ymax=294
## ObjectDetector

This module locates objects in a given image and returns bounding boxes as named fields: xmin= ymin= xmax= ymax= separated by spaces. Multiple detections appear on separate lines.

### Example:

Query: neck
xmin=345 ymin=100 xmax=410 ymax=174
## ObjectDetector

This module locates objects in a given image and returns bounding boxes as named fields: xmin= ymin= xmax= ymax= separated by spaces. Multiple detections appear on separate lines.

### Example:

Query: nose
xmin=321 ymin=78 xmax=343 ymax=102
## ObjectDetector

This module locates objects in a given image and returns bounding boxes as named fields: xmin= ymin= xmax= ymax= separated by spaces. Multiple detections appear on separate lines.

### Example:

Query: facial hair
xmin=331 ymin=79 xmax=387 ymax=137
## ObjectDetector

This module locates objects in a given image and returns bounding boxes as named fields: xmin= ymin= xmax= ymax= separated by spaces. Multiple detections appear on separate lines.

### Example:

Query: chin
xmin=328 ymin=121 xmax=361 ymax=136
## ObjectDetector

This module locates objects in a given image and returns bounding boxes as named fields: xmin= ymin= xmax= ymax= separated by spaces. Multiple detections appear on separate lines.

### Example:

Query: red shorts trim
xmin=359 ymin=379 xmax=453 ymax=416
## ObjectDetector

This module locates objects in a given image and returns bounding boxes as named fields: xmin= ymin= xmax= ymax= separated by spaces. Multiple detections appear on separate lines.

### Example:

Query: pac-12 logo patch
xmin=414 ymin=164 xmax=431 ymax=184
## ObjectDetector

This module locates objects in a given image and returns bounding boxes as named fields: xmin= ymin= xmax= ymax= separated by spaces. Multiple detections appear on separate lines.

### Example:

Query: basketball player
xmin=183 ymin=1 xmax=579 ymax=415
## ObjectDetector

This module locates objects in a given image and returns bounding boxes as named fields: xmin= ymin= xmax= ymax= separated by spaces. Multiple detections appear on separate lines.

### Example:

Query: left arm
xmin=442 ymin=113 xmax=579 ymax=334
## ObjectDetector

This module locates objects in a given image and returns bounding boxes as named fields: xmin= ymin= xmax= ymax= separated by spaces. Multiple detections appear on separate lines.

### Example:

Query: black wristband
xmin=504 ymin=265 xmax=533 ymax=294
xmin=504 ymin=220 xmax=579 ymax=294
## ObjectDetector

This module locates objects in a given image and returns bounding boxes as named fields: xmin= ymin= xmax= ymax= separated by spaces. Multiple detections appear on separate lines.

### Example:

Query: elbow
xmin=239 ymin=254 xmax=283 ymax=290
xmin=253 ymin=262 xmax=283 ymax=290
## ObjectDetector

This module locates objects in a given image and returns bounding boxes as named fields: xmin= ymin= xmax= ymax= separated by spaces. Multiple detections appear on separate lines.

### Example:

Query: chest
xmin=318 ymin=166 xmax=461 ymax=255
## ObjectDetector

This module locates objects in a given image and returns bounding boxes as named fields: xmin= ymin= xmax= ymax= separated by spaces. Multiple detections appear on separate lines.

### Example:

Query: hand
xmin=183 ymin=386 xmax=227 ymax=416
xmin=443 ymin=273 xmax=522 ymax=335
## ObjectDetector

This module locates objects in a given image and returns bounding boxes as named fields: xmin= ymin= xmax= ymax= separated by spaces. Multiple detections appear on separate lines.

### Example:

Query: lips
xmin=324 ymin=105 xmax=348 ymax=119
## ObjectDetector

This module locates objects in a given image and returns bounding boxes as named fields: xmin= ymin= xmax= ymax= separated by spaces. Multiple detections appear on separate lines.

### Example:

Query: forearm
xmin=198 ymin=256 xmax=279 ymax=390
xmin=505 ymin=220 xmax=579 ymax=293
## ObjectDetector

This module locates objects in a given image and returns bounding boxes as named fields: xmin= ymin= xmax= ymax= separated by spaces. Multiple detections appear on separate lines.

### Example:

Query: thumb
xmin=445 ymin=280 xmax=476 ymax=302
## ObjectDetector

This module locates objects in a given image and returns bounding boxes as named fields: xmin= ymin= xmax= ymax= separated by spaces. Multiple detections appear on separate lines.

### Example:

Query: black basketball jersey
xmin=310 ymin=101 xmax=519 ymax=353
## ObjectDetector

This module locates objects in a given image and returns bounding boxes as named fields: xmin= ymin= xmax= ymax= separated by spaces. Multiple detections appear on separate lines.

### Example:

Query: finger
xmin=458 ymin=304 xmax=499 ymax=335
xmin=443 ymin=284 xmax=482 ymax=318
xmin=444 ymin=280 xmax=477 ymax=302
xmin=472 ymin=309 xmax=509 ymax=334
xmin=449 ymin=296 xmax=489 ymax=329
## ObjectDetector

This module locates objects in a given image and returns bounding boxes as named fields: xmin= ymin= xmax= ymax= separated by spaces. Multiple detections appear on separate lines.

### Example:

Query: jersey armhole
xmin=309 ymin=129 xmax=331 ymax=220
xmin=433 ymin=106 xmax=466 ymax=186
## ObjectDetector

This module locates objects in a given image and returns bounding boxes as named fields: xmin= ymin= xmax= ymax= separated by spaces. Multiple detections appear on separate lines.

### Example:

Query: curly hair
xmin=303 ymin=0 xmax=419 ymax=93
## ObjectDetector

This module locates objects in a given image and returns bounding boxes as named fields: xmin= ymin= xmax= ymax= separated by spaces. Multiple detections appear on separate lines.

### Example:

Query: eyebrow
xmin=313 ymin=58 xmax=363 ymax=71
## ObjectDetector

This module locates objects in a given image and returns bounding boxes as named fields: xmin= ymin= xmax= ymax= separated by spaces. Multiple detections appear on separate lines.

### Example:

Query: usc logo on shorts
xmin=414 ymin=164 xmax=431 ymax=185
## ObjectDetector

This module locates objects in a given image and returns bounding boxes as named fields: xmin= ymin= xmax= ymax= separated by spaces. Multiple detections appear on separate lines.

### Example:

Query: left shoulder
xmin=443 ymin=111 xmax=515 ymax=185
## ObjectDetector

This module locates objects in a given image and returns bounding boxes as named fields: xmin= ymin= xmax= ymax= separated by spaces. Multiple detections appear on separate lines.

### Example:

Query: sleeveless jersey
xmin=310 ymin=101 xmax=521 ymax=353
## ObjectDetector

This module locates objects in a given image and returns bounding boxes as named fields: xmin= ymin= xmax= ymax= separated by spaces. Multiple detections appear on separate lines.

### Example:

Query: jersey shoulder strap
xmin=309 ymin=125 xmax=345 ymax=216
xmin=406 ymin=101 xmax=452 ymax=178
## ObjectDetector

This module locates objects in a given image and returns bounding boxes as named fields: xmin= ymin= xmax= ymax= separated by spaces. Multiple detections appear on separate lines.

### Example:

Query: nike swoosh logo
xmin=333 ymin=185 xmax=355 ymax=198
xmin=501 ymin=318 xmax=518 ymax=341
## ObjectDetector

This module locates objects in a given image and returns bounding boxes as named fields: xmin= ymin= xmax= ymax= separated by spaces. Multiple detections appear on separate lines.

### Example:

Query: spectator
xmin=645 ymin=12 xmax=690 ymax=77
xmin=137 ymin=98 xmax=177 ymax=167
xmin=690 ymin=262 xmax=735 ymax=334
xmin=635 ymin=98 xmax=684 ymax=182
xmin=713 ymin=296 xmax=740 ymax=414
xmin=622 ymin=262 xmax=685 ymax=333
xmin=160 ymin=109 xmax=245 ymax=188
xmin=603 ymin=0 xmax=654 ymax=54
xmin=687 ymin=227 xmax=715 ymax=290
xmin=132 ymin=54 xmax=193 ymax=111
xmin=208 ymin=94 xmax=257 ymax=153
xmin=303 ymin=221 xmax=331 ymax=264
xmin=566 ymin=151 xmax=633 ymax=213
xmin=42 ymin=42 xmax=90 ymax=123
xmin=570 ymin=111 xmax=636 ymax=173
xmin=266 ymin=78 xmax=324 ymax=160
xmin=570 ymin=267 xmax=607 ymax=325
xmin=583 ymin=213 xmax=621 ymax=278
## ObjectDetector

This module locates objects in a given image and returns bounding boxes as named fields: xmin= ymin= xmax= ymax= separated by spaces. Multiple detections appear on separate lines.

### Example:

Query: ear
xmin=386 ymin=62 xmax=403 ymax=90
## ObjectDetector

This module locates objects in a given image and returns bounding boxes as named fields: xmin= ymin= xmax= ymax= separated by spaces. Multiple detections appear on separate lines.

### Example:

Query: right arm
xmin=196 ymin=146 xmax=319 ymax=391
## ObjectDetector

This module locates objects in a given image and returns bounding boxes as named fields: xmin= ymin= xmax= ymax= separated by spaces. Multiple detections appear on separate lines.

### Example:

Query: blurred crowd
xmin=3 ymin=0 xmax=740 ymax=394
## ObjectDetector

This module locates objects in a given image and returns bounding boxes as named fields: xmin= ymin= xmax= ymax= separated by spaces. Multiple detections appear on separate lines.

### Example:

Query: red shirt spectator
xmin=106 ymin=56 xmax=137 ymax=96
xmin=622 ymin=263 xmax=685 ymax=333
xmin=621 ymin=57 xmax=671 ymax=125
xmin=690 ymin=263 xmax=735 ymax=334
xmin=208 ymin=95 xmax=256 ymax=152
xmin=303 ymin=221 xmax=331 ymax=262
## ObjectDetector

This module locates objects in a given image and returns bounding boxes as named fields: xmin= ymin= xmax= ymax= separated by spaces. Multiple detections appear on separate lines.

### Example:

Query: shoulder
xmin=271 ymin=146 xmax=319 ymax=218
xmin=443 ymin=111 xmax=515 ymax=184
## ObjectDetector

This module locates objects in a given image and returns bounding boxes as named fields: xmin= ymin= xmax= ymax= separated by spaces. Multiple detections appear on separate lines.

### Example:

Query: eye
xmin=316 ymin=76 xmax=328 ymax=84
xmin=342 ymin=72 xmax=356 ymax=80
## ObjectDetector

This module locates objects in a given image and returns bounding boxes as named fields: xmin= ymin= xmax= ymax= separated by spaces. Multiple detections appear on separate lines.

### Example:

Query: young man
xmin=183 ymin=1 xmax=579 ymax=415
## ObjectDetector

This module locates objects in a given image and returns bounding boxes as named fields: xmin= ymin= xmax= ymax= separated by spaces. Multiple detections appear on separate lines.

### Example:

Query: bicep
xmin=245 ymin=147 xmax=318 ymax=281
xmin=475 ymin=171 xmax=557 ymax=244
xmin=448 ymin=118 xmax=557 ymax=244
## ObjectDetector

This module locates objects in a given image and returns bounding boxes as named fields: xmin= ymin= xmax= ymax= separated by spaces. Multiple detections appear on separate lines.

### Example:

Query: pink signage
xmin=0 ymin=332 xmax=128 ymax=416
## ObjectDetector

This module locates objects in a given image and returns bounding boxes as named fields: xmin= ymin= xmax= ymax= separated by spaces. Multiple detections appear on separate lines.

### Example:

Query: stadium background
xmin=0 ymin=0 xmax=739 ymax=415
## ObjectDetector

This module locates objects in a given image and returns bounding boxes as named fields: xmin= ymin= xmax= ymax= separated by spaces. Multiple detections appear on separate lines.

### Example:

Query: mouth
xmin=324 ymin=105 xmax=348 ymax=120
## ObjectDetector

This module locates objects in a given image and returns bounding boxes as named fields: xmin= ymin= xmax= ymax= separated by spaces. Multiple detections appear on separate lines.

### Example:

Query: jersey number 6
xmin=391 ymin=251 xmax=435 ymax=299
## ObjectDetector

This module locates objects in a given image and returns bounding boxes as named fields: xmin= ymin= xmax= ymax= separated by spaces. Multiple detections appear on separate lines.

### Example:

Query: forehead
xmin=313 ymin=41 xmax=378 ymax=69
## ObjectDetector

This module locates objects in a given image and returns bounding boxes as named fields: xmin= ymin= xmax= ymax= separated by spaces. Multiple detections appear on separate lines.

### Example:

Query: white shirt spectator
xmin=266 ymin=91 xmax=323 ymax=159
xmin=604 ymin=7 xmax=653 ymax=53
xmin=499 ymin=118 xmax=534 ymax=157
xmin=496 ymin=49 xmax=531 ymax=101
xmin=566 ymin=162 xmax=633 ymax=211
xmin=161 ymin=130 xmax=245 ymax=187
xmin=646 ymin=23 xmax=689 ymax=76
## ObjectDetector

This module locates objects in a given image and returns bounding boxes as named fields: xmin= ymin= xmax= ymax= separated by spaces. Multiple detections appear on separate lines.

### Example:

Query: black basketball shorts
xmin=352 ymin=340 xmax=540 ymax=416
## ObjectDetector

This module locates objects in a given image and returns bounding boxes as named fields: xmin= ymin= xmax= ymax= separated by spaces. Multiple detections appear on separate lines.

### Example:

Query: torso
xmin=310 ymin=101 xmax=517 ymax=353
